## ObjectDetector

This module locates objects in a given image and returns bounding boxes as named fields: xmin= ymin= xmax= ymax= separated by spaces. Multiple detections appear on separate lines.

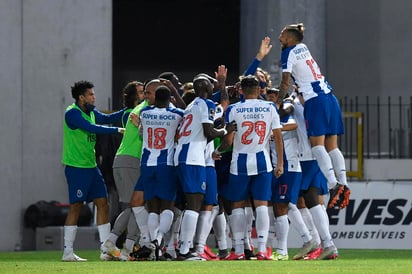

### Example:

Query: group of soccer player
xmin=101 ymin=23 xmax=351 ymax=262
xmin=61 ymin=23 xmax=351 ymax=262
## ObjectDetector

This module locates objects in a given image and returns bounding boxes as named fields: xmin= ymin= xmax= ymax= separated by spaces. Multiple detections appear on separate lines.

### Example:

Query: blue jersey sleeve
xmin=225 ymin=104 xmax=235 ymax=124
xmin=206 ymin=99 xmax=217 ymax=122
xmin=243 ymin=58 xmax=261 ymax=76
xmin=65 ymin=108 xmax=118 ymax=134
xmin=93 ymin=108 xmax=126 ymax=125
xmin=122 ymin=109 xmax=133 ymax=127
xmin=167 ymin=107 xmax=185 ymax=117
xmin=281 ymin=46 xmax=295 ymax=70
xmin=211 ymin=91 xmax=221 ymax=103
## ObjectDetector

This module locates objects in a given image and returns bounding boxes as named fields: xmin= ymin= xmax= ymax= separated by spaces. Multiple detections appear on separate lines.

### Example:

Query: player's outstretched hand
xmin=256 ymin=36 xmax=272 ymax=61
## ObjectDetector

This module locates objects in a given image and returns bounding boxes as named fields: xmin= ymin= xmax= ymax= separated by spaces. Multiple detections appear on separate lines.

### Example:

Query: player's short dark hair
xmin=155 ymin=85 xmax=171 ymax=104
xmin=193 ymin=73 xmax=217 ymax=84
xmin=240 ymin=75 xmax=259 ymax=89
xmin=158 ymin=72 xmax=176 ymax=80
xmin=182 ymin=90 xmax=196 ymax=105
xmin=71 ymin=80 xmax=94 ymax=100
xmin=285 ymin=23 xmax=305 ymax=42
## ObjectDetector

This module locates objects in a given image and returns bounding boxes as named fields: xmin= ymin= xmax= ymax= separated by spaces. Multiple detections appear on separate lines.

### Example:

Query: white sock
xmin=229 ymin=208 xmax=246 ymax=255
xmin=147 ymin=212 xmax=160 ymax=242
xmin=244 ymin=206 xmax=254 ymax=250
xmin=212 ymin=212 xmax=227 ymax=250
xmin=132 ymin=206 xmax=150 ymax=247
xmin=211 ymin=205 xmax=219 ymax=222
xmin=312 ymin=145 xmax=338 ymax=189
xmin=158 ymin=209 xmax=174 ymax=244
xmin=288 ymin=203 xmax=312 ymax=243
xmin=299 ymin=207 xmax=321 ymax=245
xmin=274 ymin=215 xmax=289 ymax=255
xmin=255 ymin=205 xmax=269 ymax=253
xmin=267 ymin=206 xmax=276 ymax=248
xmin=63 ymin=225 xmax=77 ymax=253
xmin=178 ymin=210 xmax=199 ymax=254
xmin=309 ymin=205 xmax=334 ymax=248
xmin=194 ymin=210 xmax=212 ymax=253
xmin=97 ymin=223 xmax=111 ymax=246
xmin=329 ymin=148 xmax=348 ymax=186
xmin=165 ymin=208 xmax=182 ymax=254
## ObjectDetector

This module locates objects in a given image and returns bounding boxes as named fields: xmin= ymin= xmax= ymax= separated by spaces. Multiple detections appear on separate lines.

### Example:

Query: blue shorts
xmin=304 ymin=93 xmax=344 ymax=137
xmin=205 ymin=166 xmax=218 ymax=205
xmin=176 ymin=164 xmax=206 ymax=195
xmin=300 ymin=160 xmax=328 ymax=195
xmin=140 ymin=165 xmax=177 ymax=201
xmin=223 ymin=172 xmax=272 ymax=202
xmin=133 ymin=173 xmax=145 ymax=192
xmin=215 ymin=151 xmax=232 ymax=186
xmin=64 ymin=166 xmax=108 ymax=204
xmin=271 ymin=171 xmax=302 ymax=204
xmin=175 ymin=181 xmax=185 ymax=207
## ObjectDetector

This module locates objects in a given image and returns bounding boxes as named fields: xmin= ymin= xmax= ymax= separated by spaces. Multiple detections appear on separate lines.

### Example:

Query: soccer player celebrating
xmin=277 ymin=23 xmax=350 ymax=209
xmin=215 ymin=75 xmax=284 ymax=260
xmin=61 ymin=80 xmax=125 ymax=262
xmin=137 ymin=85 xmax=184 ymax=260
xmin=174 ymin=75 xmax=236 ymax=261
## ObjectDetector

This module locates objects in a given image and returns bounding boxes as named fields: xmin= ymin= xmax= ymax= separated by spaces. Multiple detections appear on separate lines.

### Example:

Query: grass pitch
xmin=0 ymin=249 xmax=411 ymax=274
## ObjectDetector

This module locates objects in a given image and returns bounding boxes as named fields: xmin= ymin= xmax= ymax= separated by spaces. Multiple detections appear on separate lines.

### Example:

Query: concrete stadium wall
xmin=326 ymin=0 xmax=412 ymax=98
xmin=0 ymin=0 xmax=112 ymax=251
xmin=0 ymin=0 xmax=24 ymax=253
xmin=240 ymin=0 xmax=327 ymax=88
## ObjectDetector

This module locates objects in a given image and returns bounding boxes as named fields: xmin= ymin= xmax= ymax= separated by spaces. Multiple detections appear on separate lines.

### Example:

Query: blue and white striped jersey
xmin=225 ymin=99 xmax=282 ymax=175
xmin=139 ymin=106 xmax=184 ymax=166
xmin=293 ymin=98 xmax=316 ymax=161
xmin=270 ymin=112 xmax=301 ymax=173
xmin=281 ymin=43 xmax=332 ymax=102
xmin=174 ymin=97 xmax=216 ymax=166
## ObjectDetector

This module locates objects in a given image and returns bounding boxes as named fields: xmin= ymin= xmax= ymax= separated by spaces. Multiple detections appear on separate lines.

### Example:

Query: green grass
xmin=0 ymin=249 xmax=411 ymax=274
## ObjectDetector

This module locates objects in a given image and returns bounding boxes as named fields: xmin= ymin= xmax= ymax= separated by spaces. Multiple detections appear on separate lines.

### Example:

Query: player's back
xmin=175 ymin=97 xmax=215 ymax=166
xmin=140 ymin=106 xmax=183 ymax=166
xmin=282 ymin=43 xmax=331 ymax=101
xmin=226 ymin=99 xmax=280 ymax=175
xmin=227 ymin=99 xmax=278 ymax=154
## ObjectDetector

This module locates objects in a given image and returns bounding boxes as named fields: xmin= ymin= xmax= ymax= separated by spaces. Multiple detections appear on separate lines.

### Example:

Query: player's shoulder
xmin=225 ymin=101 xmax=242 ymax=114
xmin=140 ymin=105 xmax=155 ymax=114
xmin=204 ymin=98 xmax=216 ymax=108
xmin=166 ymin=106 xmax=184 ymax=117
xmin=65 ymin=105 xmax=82 ymax=120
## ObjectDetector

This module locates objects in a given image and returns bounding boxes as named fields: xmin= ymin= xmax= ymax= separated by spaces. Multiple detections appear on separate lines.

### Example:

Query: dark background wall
xmin=112 ymin=0 xmax=241 ymax=109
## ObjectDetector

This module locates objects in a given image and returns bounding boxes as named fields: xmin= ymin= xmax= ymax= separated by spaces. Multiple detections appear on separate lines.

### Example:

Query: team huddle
xmin=61 ymin=23 xmax=351 ymax=262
